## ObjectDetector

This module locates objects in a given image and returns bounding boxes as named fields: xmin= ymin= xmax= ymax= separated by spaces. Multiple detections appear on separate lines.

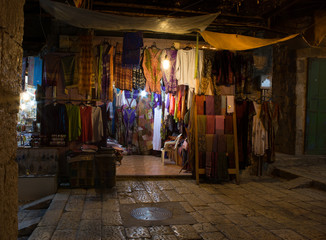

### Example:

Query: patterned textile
xmin=137 ymin=96 xmax=153 ymax=152
xmin=65 ymin=104 xmax=81 ymax=141
xmin=197 ymin=115 xmax=206 ymax=134
xmin=115 ymin=43 xmax=133 ymax=91
xmin=78 ymin=35 xmax=93 ymax=95
xmin=61 ymin=55 xmax=78 ymax=87
xmin=200 ymin=49 xmax=215 ymax=95
xmin=142 ymin=47 xmax=163 ymax=94
xmin=132 ymin=65 xmax=146 ymax=90
xmin=102 ymin=45 xmax=115 ymax=101
xmin=43 ymin=54 xmax=61 ymax=86
xmin=115 ymin=107 xmax=125 ymax=145
xmin=161 ymin=49 xmax=178 ymax=95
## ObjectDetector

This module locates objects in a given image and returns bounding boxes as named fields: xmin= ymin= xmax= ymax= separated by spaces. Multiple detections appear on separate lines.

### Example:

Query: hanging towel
xmin=215 ymin=115 xmax=225 ymax=135
xmin=197 ymin=115 xmax=206 ymax=133
xmin=206 ymin=115 xmax=215 ymax=134
xmin=217 ymin=134 xmax=226 ymax=153
xmin=206 ymin=134 xmax=214 ymax=152
xmin=205 ymin=95 xmax=215 ymax=115
xmin=224 ymin=115 xmax=233 ymax=134
xmin=214 ymin=95 xmax=222 ymax=115
xmin=196 ymin=95 xmax=205 ymax=115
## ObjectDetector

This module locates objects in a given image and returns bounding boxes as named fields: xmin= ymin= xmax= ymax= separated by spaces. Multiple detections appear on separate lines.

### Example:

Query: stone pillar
xmin=0 ymin=0 xmax=25 ymax=239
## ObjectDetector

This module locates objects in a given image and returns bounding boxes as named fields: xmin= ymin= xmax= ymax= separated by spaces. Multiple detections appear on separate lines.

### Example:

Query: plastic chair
xmin=161 ymin=133 xmax=182 ymax=165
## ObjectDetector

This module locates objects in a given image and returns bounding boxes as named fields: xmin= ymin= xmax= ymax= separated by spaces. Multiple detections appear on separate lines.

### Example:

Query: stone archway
xmin=0 ymin=1 xmax=25 ymax=238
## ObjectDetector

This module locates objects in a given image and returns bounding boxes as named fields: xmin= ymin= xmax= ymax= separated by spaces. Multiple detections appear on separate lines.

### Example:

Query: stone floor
xmin=27 ymin=175 xmax=326 ymax=240
xmin=116 ymin=155 xmax=191 ymax=177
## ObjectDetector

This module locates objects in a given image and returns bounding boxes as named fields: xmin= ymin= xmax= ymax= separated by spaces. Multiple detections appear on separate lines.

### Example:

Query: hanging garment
xmin=65 ymin=104 xmax=81 ymax=141
xmin=92 ymin=106 xmax=103 ymax=142
xmin=175 ymin=49 xmax=203 ymax=90
xmin=43 ymin=54 xmax=61 ymax=86
xmin=169 ymin=95 xmax=175 ymax=115
xmin=61 ymin=55 xmax=78 ymax=87
xmin=115 ymin=107 xmax=125 ymax=145
xmin=122 ymin=31 xmax=143 ymax=66
xmin=138 ymin=96 xmax=153 ymax=152
xmin=224 ymin=115 xmax=233 ymax=134
xmin=123 ymin=107 xmax=136 ymax=145
xmin=80 ymin=106 xmax=93 ymax=142
xmin=161 ymin=49 xmax=178 ymax=95
xmin=200 ymin=49 xmax=215 ymax=95
xmin=33 ymin=57 xmax=43 ymax=86
xmin=221 ymin=95 xmax=226 ymax=115
xmin=132 ymin=65 xmax=146 ymax=90
xmin=153 ymin=106 xmax=162 ymax=151
xmin=102 ymin=44 xmax=114 ymax=100
xmin=78 ymin=35 xmax=93 ymax=94
xmin=142 ymin=47 xmax=163 ymax=94
xmin=115 ymin=43 xmax=133 ymax=91
xmin=252 ymin=102 xmax=268 ymax=156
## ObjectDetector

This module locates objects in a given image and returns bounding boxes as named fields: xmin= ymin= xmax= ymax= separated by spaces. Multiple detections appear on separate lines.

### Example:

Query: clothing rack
xmin=194 ymin=96 xmax=240 ymax=185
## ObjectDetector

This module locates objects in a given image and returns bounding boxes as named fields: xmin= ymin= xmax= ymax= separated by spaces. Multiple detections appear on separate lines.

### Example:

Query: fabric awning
xmin=200 ymin=31 xmax=299 ymax=51
xmin=40 ymin=0 xmax=219 ymax=34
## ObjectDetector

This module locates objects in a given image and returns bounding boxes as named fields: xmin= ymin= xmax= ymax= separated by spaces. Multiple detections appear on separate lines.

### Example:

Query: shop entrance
xmin=305 ymin=58 xmax=326 ymax=154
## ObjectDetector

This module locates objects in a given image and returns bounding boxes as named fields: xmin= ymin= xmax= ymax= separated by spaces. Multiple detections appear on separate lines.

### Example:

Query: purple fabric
xmin=166 ymin=93 xmax=170 ymax=110
xmin=162 ymin=49 xmax=178 ymax=95
xmin=122 ymin=32 xmax=143 ymax=66
xmin=205 ymin=95 xmax=215 ymax=115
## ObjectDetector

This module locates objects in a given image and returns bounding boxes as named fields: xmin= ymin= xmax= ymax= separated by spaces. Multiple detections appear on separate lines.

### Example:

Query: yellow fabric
xmin=200 ymin=31 xmax=299 ymax=51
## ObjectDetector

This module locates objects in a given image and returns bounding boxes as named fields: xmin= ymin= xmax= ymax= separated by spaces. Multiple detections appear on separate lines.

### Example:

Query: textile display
xmin=142 ymin=47 xmax=163 ymax=94
xmin=161 ymin=49 xmax=178 ymax=95
xmin=65 ymin=104 xmax=81 ymax=141
xmin=78 ymin=35 xmax=93 ymax=94
xmin=122 ymin=31 xmax=143 ymax=66
xmin=115 ymin=43 xmax=133 ymax=91
xmin=80 ymin=106 xmax=93 ymax=142
xmin=61 ymin=55 xmax=78 ymax=87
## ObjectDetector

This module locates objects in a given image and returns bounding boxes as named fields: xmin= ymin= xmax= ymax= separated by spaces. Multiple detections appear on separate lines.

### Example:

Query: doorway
xmin=305 ymin=58 xmax=326 ymax=154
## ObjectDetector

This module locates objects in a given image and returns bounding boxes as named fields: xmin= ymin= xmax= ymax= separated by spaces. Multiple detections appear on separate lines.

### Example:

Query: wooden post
xmin=232 ymin=108 xmax=240 ymax=184
xmin=194 ymin=99 xmax=199 ymax=184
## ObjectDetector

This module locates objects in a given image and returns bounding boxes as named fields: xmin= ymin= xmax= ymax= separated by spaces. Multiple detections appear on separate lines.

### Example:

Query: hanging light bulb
xmin=163 ymin=55 xmax=170 ymax=70
xmin=141 ymin=90 xmax=147 ymax=97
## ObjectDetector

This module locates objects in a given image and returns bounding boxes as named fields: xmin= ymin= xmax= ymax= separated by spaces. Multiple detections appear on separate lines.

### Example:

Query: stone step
xmin=19 ymin=194 xmax=54 ymax=211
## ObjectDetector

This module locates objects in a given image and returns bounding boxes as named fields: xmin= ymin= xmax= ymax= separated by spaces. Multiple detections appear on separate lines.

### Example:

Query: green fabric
xmin=226 ymin=134 xmax=234 ymax=153
xmin=65 ymin=104 xmax=81 ymax=141
xmin=61 ymin=55 xmax=78 ymax=86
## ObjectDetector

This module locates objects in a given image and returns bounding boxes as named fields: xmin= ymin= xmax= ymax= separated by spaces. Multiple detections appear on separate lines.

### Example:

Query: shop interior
xmin=17 ymin=28 xmax=277 ymax=189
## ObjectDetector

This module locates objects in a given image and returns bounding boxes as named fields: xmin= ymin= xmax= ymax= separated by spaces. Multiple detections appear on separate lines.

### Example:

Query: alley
xmin=26 ymin=175 xmax=326 ymax=240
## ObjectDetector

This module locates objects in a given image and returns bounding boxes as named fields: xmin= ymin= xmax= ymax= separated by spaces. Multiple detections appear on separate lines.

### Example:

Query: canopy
xmin=200 ymin=31 xmax=299 ymax=51
xmin=40 ymin=0 xmax=219 ymax=34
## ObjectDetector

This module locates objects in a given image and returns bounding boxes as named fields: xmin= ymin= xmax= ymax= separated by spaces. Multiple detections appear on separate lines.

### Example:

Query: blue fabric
xmin=33 ymin=57 xmax=43 ymax=86
xmin=122 ymin=31 xmax=143 ymax=66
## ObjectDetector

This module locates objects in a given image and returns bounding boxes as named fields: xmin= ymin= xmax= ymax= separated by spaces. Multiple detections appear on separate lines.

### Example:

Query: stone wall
xmin=272 ymin=44 xmax=297 ymax=154
xmin=0 ymin=0 xmax=25 ymax=239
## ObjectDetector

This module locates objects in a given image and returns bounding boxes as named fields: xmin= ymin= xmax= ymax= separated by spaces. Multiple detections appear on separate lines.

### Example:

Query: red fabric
xmin=196 ymin=95 xmax=205 ymax=115
xmin=80 ymin=106 xmax=93 ymax=142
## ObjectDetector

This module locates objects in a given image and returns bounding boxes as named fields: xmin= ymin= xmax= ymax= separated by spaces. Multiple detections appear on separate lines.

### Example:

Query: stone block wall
xmin=272 ymin=44 xmax=297 ymax=154
xmin=0 ymin=0 xmax=25 ymax=239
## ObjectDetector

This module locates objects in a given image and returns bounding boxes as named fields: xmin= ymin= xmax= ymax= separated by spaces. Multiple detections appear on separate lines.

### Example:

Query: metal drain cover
xmin=130 ymin=207 xmax=172 ymax=221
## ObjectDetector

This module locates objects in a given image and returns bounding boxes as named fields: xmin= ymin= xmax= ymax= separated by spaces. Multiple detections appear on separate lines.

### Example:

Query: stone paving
xmin=27 ymin=174 xmax=326 ymax=240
